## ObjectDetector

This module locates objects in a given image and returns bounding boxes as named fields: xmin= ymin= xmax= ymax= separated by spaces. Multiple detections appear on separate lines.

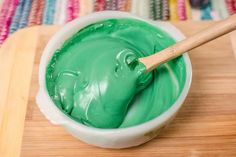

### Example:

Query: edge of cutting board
xmin=230 ymin=31 xmax=236 ymax=59
xmin=0 ymin=25 xmax=60 ymax=157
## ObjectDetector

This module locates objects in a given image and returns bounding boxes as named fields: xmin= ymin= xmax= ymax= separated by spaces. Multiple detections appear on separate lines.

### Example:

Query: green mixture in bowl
xmin=46 ymin=18 xmax=186 ymax=128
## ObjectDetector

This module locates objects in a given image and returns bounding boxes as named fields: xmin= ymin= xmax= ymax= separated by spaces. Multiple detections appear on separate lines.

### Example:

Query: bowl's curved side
xmin=37 ymin=11 xmax=192 ymax=148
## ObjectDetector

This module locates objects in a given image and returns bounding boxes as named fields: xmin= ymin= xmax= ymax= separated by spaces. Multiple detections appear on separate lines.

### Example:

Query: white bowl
xmin=36 ymin=11 xmax=192 ymax=149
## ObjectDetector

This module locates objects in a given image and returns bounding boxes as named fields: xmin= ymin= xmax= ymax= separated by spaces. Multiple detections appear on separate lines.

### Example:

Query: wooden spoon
xmin=139 ymin=14 xmax=236 ymax=72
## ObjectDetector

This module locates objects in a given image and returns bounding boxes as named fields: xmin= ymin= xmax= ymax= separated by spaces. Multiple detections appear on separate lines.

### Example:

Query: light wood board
xmin=0 ymin=22 xmax=236 ymax=157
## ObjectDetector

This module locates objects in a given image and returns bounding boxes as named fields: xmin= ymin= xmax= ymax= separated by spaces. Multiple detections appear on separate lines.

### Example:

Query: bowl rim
xmin=37 ymin=11 xmax=192 ymax=137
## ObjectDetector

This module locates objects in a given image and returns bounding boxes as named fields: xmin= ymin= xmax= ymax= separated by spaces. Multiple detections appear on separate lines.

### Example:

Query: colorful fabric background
xmin=0 ymin=0 xmax=235 ymax=45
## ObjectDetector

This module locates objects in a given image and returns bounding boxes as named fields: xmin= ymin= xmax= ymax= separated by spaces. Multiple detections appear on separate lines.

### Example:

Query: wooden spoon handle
xmin=139 ymin=14 xmax=236 ymax=72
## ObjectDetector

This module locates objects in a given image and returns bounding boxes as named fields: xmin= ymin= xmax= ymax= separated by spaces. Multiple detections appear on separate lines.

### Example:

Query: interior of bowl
xmin=39 ymin=11 xmax=192 ymax=133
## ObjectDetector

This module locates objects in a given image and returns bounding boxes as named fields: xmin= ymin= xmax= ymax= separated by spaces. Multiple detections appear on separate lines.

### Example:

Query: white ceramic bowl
xmin=37 ymin=11 xmax=192 ymax=149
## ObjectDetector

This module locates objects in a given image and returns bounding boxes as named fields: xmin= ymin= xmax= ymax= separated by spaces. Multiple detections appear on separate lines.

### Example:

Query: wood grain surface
xmin=0 ymin=22 xmax=236 ymax=157
xmin=0 ymin=27 xmax=43 ymax=157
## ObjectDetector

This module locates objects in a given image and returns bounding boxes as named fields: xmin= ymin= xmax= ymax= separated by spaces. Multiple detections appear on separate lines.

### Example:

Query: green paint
xmin=46 ymin=18 xmax=186 ymax=128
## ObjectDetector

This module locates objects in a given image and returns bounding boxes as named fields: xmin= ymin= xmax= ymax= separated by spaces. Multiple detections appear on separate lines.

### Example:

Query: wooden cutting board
xmin=0 ymin=22 xmax=236 ymax=157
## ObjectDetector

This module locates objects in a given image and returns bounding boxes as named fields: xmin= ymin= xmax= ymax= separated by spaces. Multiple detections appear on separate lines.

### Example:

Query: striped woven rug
xmin=0 ymin=0 xmax=235 ymax=45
